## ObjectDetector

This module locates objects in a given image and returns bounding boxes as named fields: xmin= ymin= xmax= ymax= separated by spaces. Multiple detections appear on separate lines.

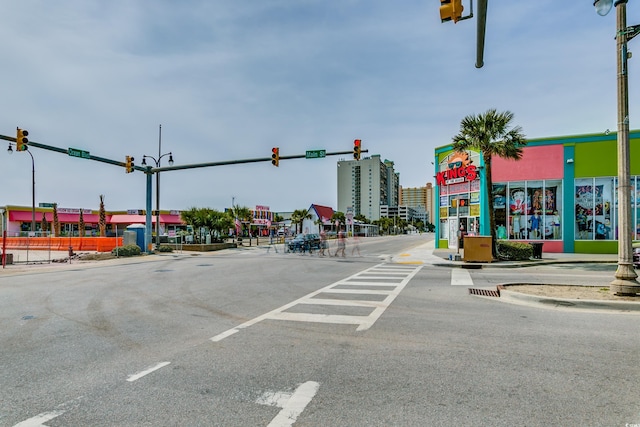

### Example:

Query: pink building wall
xmin=491 ymin=145 xmax=564 ymax=181
xmin=490 ymin=145 xmax=565 ymax=252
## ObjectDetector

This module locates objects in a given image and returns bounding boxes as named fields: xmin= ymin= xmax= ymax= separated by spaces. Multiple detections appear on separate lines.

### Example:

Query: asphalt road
xmin=1 ymin=234 xmax=638 ymax=426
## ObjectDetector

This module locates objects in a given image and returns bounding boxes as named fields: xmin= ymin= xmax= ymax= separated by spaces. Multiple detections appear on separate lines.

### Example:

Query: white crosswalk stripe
xmin=210 ymin=263 xmax=422 ymax=341
xmin=451 ymin=268 xmax=473 ymax=286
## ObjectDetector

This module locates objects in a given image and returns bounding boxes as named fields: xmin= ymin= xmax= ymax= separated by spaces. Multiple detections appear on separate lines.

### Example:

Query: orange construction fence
xmin=0 ymin=237 xmax=123 ymax=252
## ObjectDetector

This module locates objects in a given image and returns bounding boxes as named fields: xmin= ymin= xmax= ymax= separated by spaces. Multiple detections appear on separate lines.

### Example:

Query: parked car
xmin=634 ymin=244 xmax=640 ymax=268
xmin=287 ymin=233 xmax=321 ymax=253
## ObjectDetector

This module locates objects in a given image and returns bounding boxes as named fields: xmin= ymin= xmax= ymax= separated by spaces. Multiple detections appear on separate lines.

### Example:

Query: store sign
xmin=436 ymin=164 xmax=478 ymax=186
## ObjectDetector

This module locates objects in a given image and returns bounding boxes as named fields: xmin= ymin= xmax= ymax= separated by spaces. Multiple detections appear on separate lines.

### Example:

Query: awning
xmin=9 ymin=211 xmax=100 ymax=223
xmin=109 ymin=214 xmax=148 ymax=224
xmin=108 ymin=214 xmax=184 ymax=225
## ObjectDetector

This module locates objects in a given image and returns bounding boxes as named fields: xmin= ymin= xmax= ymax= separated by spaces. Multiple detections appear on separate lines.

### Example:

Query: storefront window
xmin=545 ymin=180 xmax=562 ymax=240
xmin=493 ymin=184 xmax=507 ymax=239
xmin=575 ymin=178 xmax=614 ymax=240
xmin=493 ymin=179 xmax=563 ymax=240
xmin=509 ymin=182 xmax=526 ymax=239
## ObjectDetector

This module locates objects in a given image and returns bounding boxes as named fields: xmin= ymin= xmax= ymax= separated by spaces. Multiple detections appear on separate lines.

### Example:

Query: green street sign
xmin=68 ymin=147 xmax=90 ymax=159
xmin=305 ymin=149 xmax=326 ymax=159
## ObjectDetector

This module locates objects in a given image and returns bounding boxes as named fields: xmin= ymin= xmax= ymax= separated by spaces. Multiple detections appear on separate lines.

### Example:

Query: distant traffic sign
xmin=68 ymin=147 xmax=90 ymax=159
xmin=305 ymin=149 xmax=326 ymax=159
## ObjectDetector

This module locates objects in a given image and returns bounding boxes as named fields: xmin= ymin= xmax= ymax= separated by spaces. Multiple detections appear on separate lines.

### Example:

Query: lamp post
xmin=142 ymin=125 xmax=174 ymax=250
xmin=7 ymin=143 xmax=36 ymax=233
xmin=594 ymin=0 xmax=640 ymax=295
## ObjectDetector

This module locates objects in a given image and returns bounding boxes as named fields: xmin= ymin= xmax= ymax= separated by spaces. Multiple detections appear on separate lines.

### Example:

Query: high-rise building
xmin=337 ymin=154 xmax=399 ymax=221
xmin=399 ymin=182 xmax=435 ymax=224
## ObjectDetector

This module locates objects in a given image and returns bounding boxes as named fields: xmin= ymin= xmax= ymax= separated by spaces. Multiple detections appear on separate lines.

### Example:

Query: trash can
xmin=531 ymin=242 xmax=543 ymax=259
xmin=458 ymin=232 xmax=467 ymax=249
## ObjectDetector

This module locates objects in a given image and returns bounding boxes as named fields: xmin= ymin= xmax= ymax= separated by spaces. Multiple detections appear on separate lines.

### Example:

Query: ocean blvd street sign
xmin=68 ymin=147 xmax=90 ymax=159
xmin=305 ymin=149 xmax=326 ymax=159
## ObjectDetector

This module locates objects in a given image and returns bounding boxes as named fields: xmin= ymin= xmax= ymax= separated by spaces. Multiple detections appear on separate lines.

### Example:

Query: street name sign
xmin=68 ymin=147 xmax=90 ymax=159
xmin=305 ymin=149 xmax=326 ymax=159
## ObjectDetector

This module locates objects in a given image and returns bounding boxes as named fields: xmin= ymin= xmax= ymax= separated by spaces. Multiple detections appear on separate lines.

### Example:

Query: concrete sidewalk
xmin=391 ymin=239 xmax=618 ymax=267
xmin=391 ymin=240 xmax=640 ymax=313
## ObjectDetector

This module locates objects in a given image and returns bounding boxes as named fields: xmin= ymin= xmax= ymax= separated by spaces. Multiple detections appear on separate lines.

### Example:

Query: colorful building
xmin=434 ymin=130 xmax=640 ymax=254
xmin=0 ymin=205 xmax=185 ymax=237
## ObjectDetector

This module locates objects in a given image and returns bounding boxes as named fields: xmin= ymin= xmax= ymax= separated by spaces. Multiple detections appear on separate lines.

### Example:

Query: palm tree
xmin=233 ymin=206 xmax=253 ymax=237
xmin=41 ymin=212 xmax=48 ymax=236
xmin=98 ymin=195 xmax=106 ymax=237
xmin=452 ymin=109 xmax=527 ymax=258
xmin=52 ymin=203 xmax=60 ymax=237
xmin=330 ymin=211 xmax=346 ymax=232
xmin=291 ymin=209 xmax=312 ymax=235
xmin=78 ymin=210 xmax=85 ymax=237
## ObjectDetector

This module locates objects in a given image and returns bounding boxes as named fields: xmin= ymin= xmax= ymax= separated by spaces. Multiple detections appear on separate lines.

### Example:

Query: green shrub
xmin=157 ymin=245 xmax=173 ymax=253
xmin=112 ymin=244 xmax=141 ymax=257
xmin=496 ymin=240 xmax=532 ymax=261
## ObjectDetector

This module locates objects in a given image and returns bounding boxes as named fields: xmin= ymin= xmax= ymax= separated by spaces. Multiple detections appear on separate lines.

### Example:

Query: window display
xmin=493 ymin=179 xmax=563 ymax=241
xmin=575 ymin=178 xmax=614 ymax=240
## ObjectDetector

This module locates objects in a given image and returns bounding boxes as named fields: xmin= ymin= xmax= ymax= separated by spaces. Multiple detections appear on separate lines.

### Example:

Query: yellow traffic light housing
xmin=353 ymin=139 xmax=361 ymax=160
xmin=271 ymin=147 xmax=279 ymax=167
xmin=16 ymin=128 xmax=29 ymax=151
xmin=125 ymin=156 xmax=134 ymax=173
xmin=440 ymin=0 xmax=463 ymax=23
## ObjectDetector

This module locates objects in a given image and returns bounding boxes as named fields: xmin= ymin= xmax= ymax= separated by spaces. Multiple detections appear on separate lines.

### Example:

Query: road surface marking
xmin=266 ymin=381 xmax=320 ymax=427
xmin=210 ymin=263 xmax=422 ymax=340
xmin=13 ymin=410 xmax=65 ymax=427
xmin=126 ymin=361 xmax=171 ymax=382
xmin=451 ymin=268 xmax=473 ymax=286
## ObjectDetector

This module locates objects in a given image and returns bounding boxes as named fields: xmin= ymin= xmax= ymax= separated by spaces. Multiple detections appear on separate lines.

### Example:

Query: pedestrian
xmin=334 ymin=229 xmax=346 ymax=257
xmin=351 ymin=233 xmax=361 ymax=256
xmin=319 ymin=229 xmax=330 ymax=256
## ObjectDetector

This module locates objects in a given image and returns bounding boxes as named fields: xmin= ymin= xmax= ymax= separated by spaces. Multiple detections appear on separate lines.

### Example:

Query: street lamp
xmin=7 ymin=143 xmax=36 ymax=233
xmin=141 ymin=125 xmax=174 ymax=250
xmin=594 ymin=0 xmax=640 ymax=295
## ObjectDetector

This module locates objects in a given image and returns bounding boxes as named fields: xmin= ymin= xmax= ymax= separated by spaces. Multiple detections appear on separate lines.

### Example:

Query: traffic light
xmin=440 ymin=0 xmax=463 ymax=23
xmin=353 ymin=139 xmax=361 ymax=160
xmin=125 ymin=156 xmax=134 ymax=173
xmin=271 ymin=147 xmax=279 ymax=167
xmin=16 ymin=128 xmax=28 ymax=151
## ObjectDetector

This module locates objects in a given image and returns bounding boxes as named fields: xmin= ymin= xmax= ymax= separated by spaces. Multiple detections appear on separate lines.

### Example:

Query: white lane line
xmin=267 ymin=381 xmax=320 ymax=427
xmin=13 ymin=410 xmax=65 ymax=427
xmin=126 ymin=361 xmax=171 ymax=382
xmin=211 ymin=328 xmax=240 ymax=342
xmin=451 ymin=268 xmax=474 ymax=286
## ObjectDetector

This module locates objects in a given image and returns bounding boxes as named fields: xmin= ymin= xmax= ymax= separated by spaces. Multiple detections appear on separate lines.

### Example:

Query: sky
xmin=1 ymin=1 xmax=638 ymax=214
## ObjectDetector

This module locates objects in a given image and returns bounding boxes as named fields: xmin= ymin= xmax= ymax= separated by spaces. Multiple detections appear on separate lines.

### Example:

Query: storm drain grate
xmin=468 ymin=288 xmax=500 ymax=297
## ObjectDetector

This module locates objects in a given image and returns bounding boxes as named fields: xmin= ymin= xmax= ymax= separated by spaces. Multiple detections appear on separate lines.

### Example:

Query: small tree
xmin=291 ymin=209 xmax=312 ymax=234
xmin=78 ymin=210 xmax=85 ymax=237
xmin=41 ymin=212 xmax=48 ymax=235
xmin=99 ymin=195 xmax=106 ymax=237
xmin=52 ymin=203 xmax=61 ymax=237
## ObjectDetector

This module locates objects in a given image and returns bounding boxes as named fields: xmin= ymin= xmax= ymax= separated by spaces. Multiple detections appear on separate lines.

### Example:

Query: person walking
xmin=334 ymin=229 xmax=346 ymax=257
xmin=319 ymin=229 xmax=330 ymax=256
xmin=351 ymin=233 xmax=361 ymax=256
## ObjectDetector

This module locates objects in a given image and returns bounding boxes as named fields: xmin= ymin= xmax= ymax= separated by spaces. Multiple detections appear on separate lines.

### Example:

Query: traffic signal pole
xmin=151 ymin=149 xmax=368 ymax=173
xmin=0 ymin=133 xmax=367 ymax=253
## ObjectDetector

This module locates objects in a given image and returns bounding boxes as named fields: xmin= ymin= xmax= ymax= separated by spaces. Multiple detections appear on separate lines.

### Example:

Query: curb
xmin=497 ymin=287 xmax=640 ymax=313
